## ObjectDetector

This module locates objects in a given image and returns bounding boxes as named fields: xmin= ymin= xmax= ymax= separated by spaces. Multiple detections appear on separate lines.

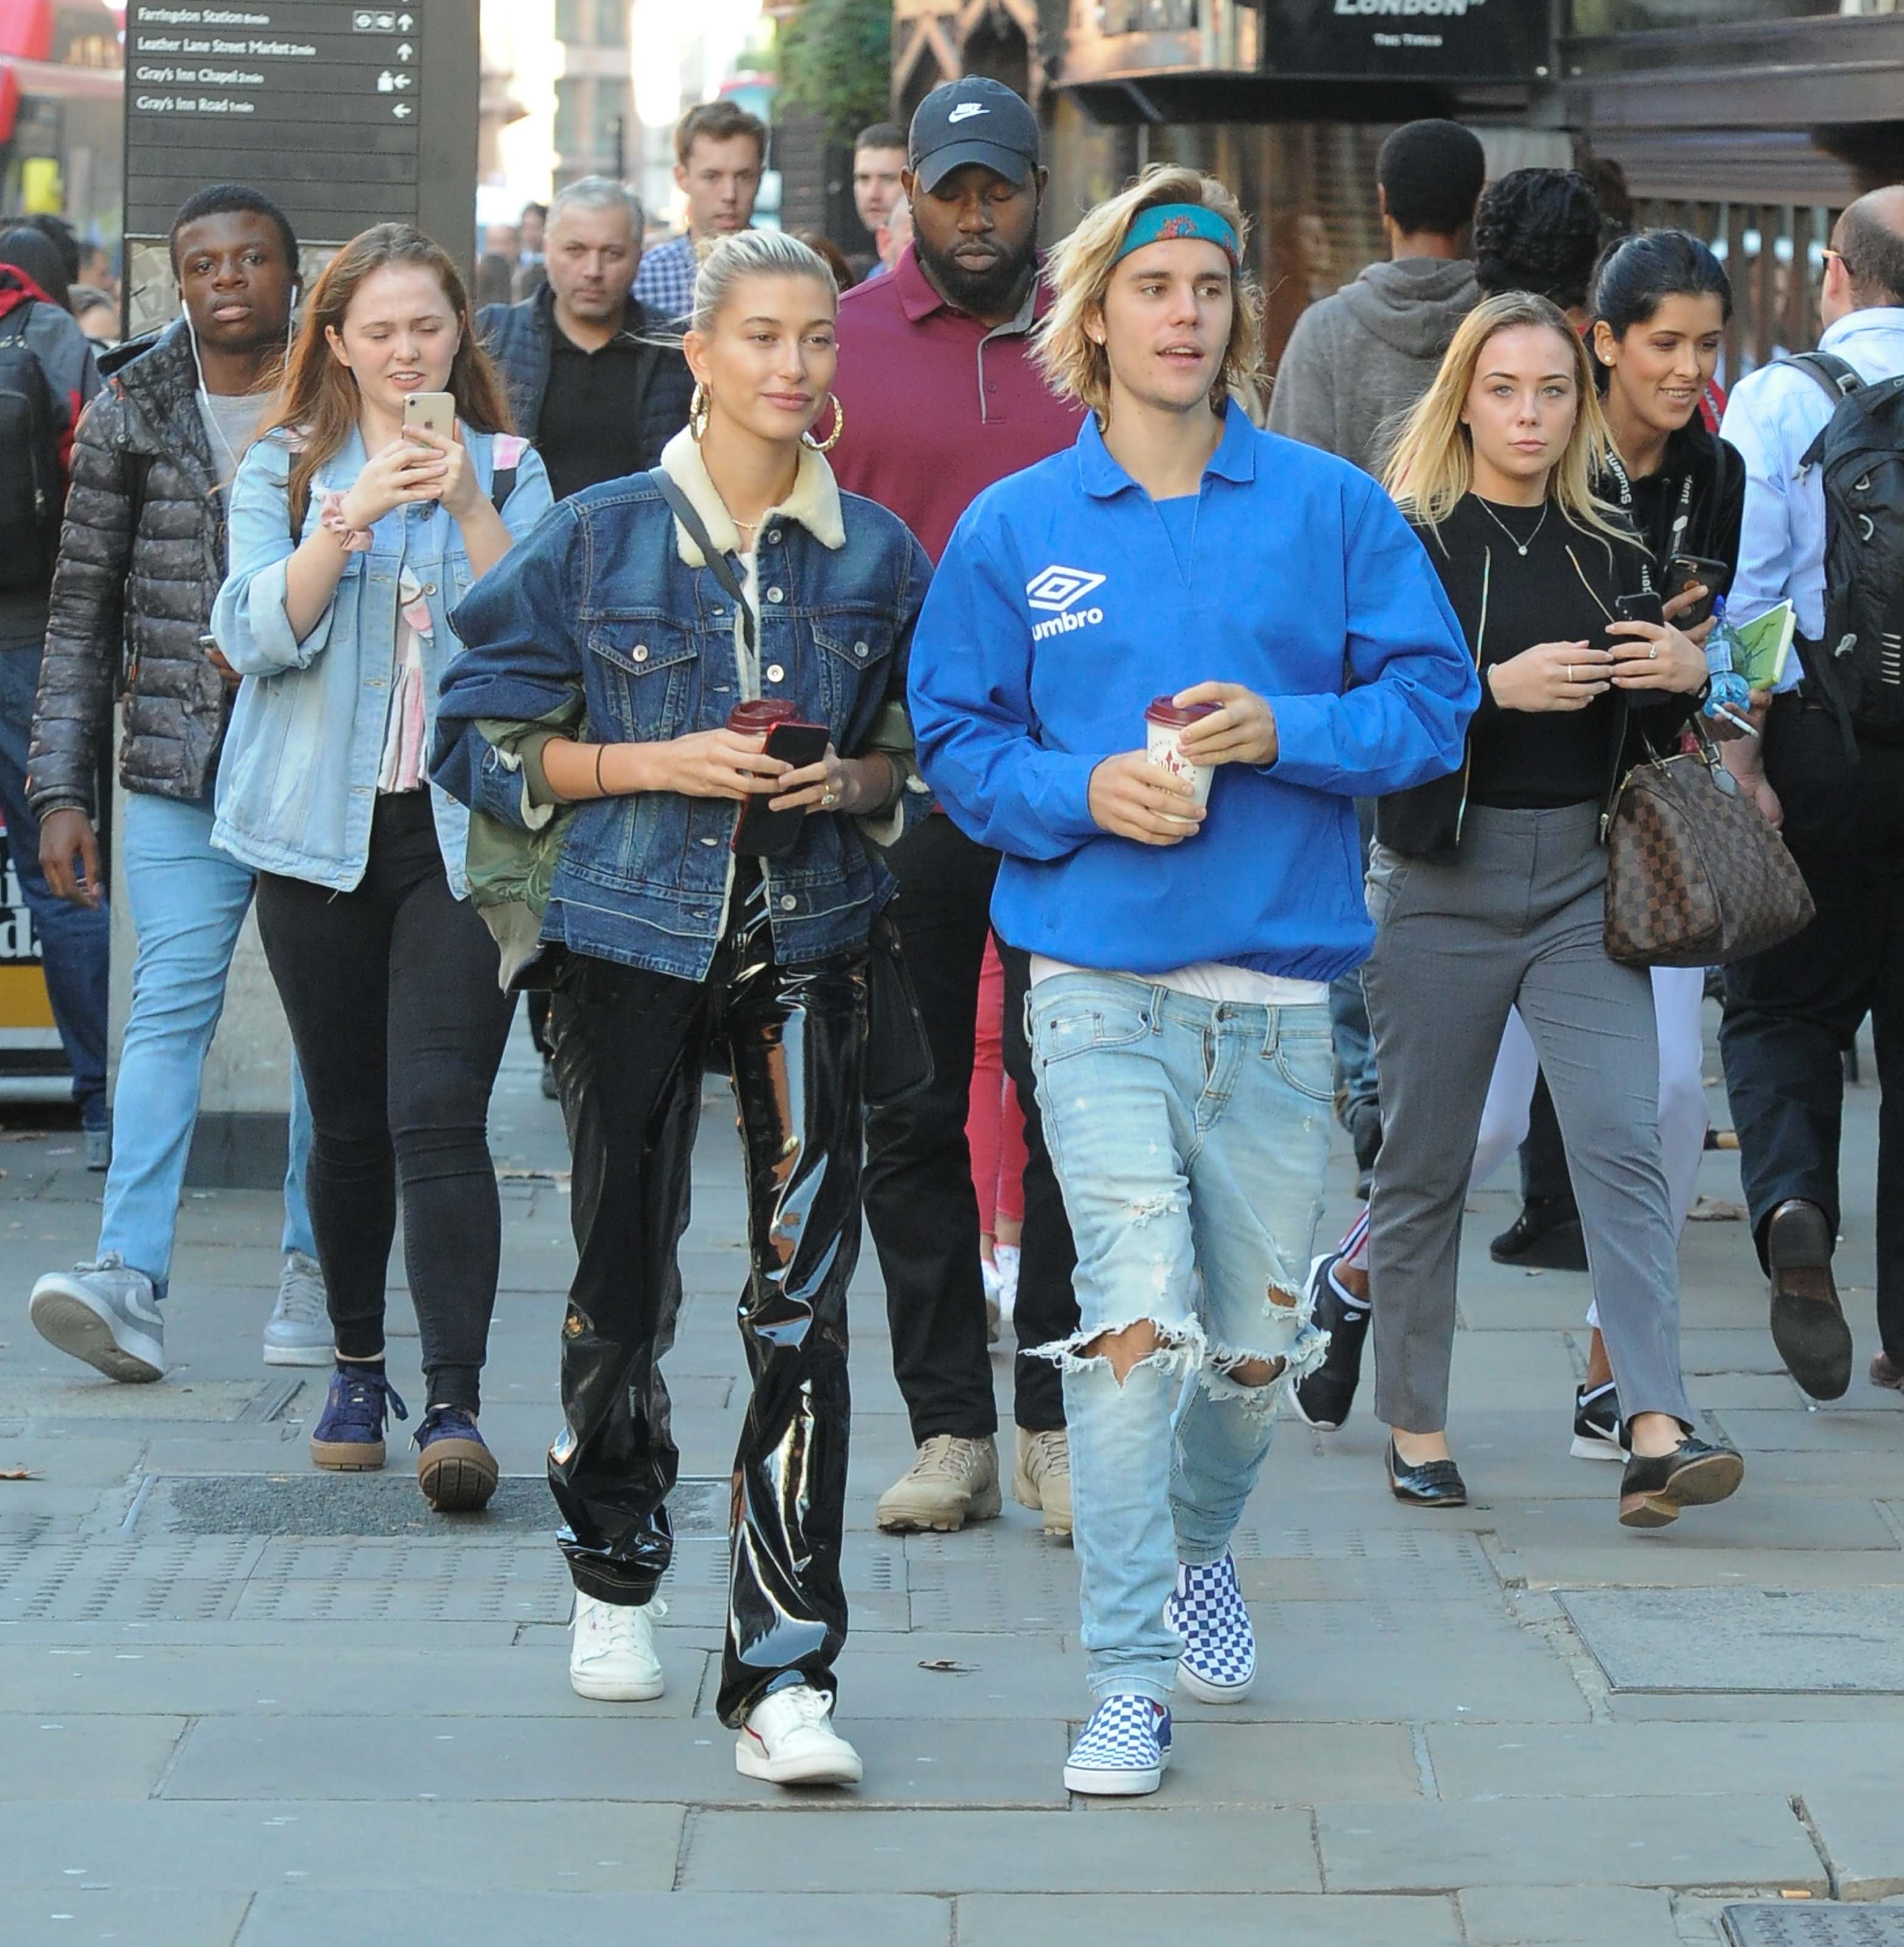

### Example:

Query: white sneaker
xmin=994 ymin=1242 xmax=1020 ymax=1319
xmin=569 ymin=1591 xmax=666 ymax=1701
xmin=29 ymin=1255 xmax=165 ymax=1382
xmin=262 ymin=1250 xmax=333 ymax=1367
xmin=734 ymin=1684 xmax=862 ymax=1787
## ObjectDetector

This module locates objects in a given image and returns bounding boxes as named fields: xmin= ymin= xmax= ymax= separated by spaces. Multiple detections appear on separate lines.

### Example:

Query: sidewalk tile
xmin=955 ymin=1893 xmax=1460 ymax=1945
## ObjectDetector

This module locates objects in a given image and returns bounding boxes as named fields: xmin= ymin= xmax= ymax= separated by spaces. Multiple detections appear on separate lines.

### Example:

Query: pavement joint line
xmin=148 ymin=1713 xmax=197 ymax=1801
xmin=1790 ymin=1792 xmax=1843 ymax=1900
xmin=1410 ymin=1723 xmax=1438 ymax=1800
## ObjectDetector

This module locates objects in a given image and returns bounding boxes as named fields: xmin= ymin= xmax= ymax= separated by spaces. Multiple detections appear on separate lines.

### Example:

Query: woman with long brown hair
xmin=1351 ymin=292 xmax=1742 ymax=1530
xmin=211 ymin=223 xmax=553 ymax=1514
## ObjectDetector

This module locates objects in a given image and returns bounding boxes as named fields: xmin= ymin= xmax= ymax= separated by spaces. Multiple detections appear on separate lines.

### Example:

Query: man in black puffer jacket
xmin=25 ymin=184 xmax=329 ymax=1387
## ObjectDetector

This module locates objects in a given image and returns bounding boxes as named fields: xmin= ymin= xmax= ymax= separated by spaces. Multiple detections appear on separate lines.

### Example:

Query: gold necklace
xmin=1473 ymin=495 xmax=1550 ymax=557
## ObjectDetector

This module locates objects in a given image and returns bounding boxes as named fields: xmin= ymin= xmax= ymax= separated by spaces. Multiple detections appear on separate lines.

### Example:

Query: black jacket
xmin=27 ymin=323 xmax=236 ymax=814
xmin=477 ymin=283 xmax=693 ymax=468
xmin=1376 ymin=500 xmax=1700 ymax=859
xmin=1603 ymin=416 xmax=1746 ymax=580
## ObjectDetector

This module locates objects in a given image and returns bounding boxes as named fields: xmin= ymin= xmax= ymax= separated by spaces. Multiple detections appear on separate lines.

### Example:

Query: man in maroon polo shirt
xmin=831 ymin=78 xmax=1087 ymax=1539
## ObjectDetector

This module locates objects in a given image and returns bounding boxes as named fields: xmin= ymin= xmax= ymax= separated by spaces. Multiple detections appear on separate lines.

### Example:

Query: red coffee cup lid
xmin=728 ymin=698 xmax=800 ymax=733
xmin=1145 ymin=695 xmax=1221 ymax=727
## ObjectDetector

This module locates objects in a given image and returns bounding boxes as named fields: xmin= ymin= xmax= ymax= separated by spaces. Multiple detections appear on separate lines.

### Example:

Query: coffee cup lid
xmin=728 ymin=698 xmax=800 ymax=732
xmin=1145 ymin=695 xmax=1221 ymax=727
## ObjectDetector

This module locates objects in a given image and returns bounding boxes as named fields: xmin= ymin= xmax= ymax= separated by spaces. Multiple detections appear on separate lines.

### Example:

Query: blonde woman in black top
xmin=1359 ymin=291 xmax=1743 ymax=1530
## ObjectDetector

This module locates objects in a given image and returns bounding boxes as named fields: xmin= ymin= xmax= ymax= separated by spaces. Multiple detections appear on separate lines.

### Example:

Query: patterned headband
xmin=1113 ymin=202 xmax=1240 ymax=267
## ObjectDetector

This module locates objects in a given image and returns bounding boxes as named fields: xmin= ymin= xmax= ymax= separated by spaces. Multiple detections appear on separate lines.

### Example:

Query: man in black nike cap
xmin=831 ymin=77 xmax=1087 ymax=1541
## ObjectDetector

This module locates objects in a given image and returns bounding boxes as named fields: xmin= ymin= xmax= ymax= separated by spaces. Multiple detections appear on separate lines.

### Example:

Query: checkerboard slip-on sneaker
xmin=1064 ymin=1695 xmax=1172 ymax=1797
xmin=1166 ymin=1552 xmax=1257 ymax=1703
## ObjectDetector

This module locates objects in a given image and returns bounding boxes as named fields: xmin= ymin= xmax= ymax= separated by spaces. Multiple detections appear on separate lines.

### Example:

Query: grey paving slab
xmin=165 ymin=1710 xmax=1070 ymax=1808
xmin=1802 ymin=1794 xmax=1904 ymax=1899
xmin=237 ymin=1891 xmax=954 ymax=1947
xmin=1560 ymin=1589 xmax=1904 ymax=1692
xmin=1712 ymin=1409 xmax=1904 ymax=1452
xmin=1316 ymin=1794 xmax=1826 ymax=1892
xmin=1081 ymin=1720 xmax=1420 ymax=1807
xmin=0 ymin=1378 xmax=278 ymax=1421
xmin=1487 ymin=1494 xmax=1899 ymax=1555
xmin=955 ymin=1893 xmax=1462 ymax=1946
xmin=0 ymin=1713 xmax=185 ymax=1799
xmin=0 ymin=1892 xmax=252 ymax=1947
xmin=1457 ymin=1883 xmax=1681 ymax=1943
xmin=1427 ymin=1722 xmax=1904 ymax=1803
xmin=1490 ymin=1541 xmax=1904 ymax=1592
xmin=678 ymin=1808 xmax=1323 ymax=1893
xmin=2 ymin=1800 xmax=685 ymax=1892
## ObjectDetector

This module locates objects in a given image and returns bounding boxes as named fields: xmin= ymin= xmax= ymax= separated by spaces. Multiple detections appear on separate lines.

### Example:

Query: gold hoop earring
xmin=801 ymin=392 xmax=844 ymax=454
xmin=688 ymin=382 xmax=711 ymax=443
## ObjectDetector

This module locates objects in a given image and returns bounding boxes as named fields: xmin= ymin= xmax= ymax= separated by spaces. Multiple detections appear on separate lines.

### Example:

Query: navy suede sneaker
xmin=414 ymin=1404 xmax=500 ymax=1513
xmin=309 ymin=1366 xmax=408 ymax=1471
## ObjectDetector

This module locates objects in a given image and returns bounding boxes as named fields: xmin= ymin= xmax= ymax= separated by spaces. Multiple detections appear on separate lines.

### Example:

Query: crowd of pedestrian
xmin=4 ymin=86 xmax=1899 ymax=1802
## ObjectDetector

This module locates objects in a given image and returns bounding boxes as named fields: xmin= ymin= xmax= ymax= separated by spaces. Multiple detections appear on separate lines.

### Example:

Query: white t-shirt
xmin=1029 ymin=954 xmax=1327 ymax=1008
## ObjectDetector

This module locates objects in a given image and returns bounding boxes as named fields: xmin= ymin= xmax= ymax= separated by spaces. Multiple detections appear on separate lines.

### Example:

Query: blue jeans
xmin=99 ymin=792 xmax=314 ymax=1291
xmin=1028 ymin=973 xmax=1334 ymax=1704
xmin=0 ymin=643 xmax=109 ymax=1128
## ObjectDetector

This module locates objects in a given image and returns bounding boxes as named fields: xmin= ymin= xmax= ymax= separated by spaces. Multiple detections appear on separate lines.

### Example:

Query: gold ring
xmin=1566 ymin=664 xmax=1575 ymax=684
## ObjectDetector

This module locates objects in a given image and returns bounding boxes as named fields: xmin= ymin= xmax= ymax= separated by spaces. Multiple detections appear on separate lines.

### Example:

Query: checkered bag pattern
xmin=1167 ymin=1553 xmax=1257 ymax=1693
xmin=1068 ymin=1695 xmax=1171 ymax=1774
xmin=1603 ymin=747 xmax=1814 ymax=969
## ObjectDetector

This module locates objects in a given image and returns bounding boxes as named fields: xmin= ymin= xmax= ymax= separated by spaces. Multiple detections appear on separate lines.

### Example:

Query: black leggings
xmin=255 ymin=792 xmax=516 ymax=1412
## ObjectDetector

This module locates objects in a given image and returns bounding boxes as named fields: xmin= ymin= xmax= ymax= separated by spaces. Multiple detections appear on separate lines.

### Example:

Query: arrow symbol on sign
xmin=392 ymin=101 xmax=411 ymax=119
xmin=397 ymin=41 xmax=413 ymax=59
xmin=393 ymin=71 xmax=411 ymax=88
xmin=397 ymin=11 xmax=414 ymax=27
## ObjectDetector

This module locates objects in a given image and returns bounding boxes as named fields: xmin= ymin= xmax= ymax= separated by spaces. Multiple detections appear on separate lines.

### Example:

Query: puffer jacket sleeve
xmin=27 ymin=388 xmax=134 ymax=817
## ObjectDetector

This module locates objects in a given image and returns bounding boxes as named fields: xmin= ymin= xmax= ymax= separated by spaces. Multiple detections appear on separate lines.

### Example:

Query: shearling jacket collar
xmin=657 ymin=426 xmax=845 ymax=565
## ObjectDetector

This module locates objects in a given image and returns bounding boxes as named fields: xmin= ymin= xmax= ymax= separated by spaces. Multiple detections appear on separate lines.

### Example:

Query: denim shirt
xmin=210 ymin=426 xmax=555 ymax=893
xmin=433 ymin=456 xmax=932 ymax=983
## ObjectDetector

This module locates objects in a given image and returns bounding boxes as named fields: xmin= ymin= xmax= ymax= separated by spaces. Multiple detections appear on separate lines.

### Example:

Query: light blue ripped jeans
xmin=1028 ymin=972 xmax=1334 ymax=1705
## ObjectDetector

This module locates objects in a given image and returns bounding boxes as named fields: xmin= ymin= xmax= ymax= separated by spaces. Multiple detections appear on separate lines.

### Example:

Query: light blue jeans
xmin=1028 ymin=972 xmax=1334 ymax=1704
xmin=99 ymin=793 xmax=313 ymax=1293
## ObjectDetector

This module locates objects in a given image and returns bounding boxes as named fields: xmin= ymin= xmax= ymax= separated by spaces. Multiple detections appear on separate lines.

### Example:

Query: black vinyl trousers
xmin=860 ymin=812 xmax=1078 ymax=1440
xmin=255 ymin=791 xmax=516 ymax=1412
xmin=1720 ymin=694 xmax=1904 ymax=1363
xmin=545 ymin=873 xmax=867 ymax=1727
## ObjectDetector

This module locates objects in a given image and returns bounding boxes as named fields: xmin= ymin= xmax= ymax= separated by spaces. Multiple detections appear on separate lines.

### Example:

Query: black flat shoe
xmin=1386 ymin=1439 xmax=1467 ymax=1507
xmin=1618 ymin=1436 xmax=1744 ymax=1530
xmin=1766 ymin=1199 xmax=1852 ymax=1400
xmin=1490 ymin=1197 xmax=1589 ymax=1272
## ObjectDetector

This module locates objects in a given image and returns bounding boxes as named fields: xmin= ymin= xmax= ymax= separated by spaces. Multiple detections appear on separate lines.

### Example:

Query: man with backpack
xmin=0 ymin=232 xmax=108 ymax=1162
xmin=1718 ymin=184 xmax=1904 ymax=1402
xmin=25 ymin=184 xmax=329 ymax=1383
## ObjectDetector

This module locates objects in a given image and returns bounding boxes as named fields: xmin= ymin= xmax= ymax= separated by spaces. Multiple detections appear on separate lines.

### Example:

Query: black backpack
xmin=0 ymin=302 xmax=63 ymax=595
xmin=1787 ymin=350 xmax=1904 ymax=747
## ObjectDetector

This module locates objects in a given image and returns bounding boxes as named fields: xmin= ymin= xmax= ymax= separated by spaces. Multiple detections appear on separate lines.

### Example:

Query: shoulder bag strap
xmin=649 ymin=467 xmax=755 ymax=661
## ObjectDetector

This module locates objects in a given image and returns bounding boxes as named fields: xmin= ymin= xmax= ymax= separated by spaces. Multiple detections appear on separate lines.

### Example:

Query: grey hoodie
xmin=1267 ymin=257 xmax=1479 ymax=479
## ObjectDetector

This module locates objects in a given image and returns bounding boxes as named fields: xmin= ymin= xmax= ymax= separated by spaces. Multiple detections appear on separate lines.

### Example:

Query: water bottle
xmin=1701 ymin=596 xmax=1752 ymax=722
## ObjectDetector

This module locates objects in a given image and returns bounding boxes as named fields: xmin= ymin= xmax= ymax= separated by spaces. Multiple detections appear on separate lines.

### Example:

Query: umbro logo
xmin=1026 ymin=564 xmax=1107 ymax=641
xmin=1026 ymin=565 xmax=1106 ymax=612
xmin=947 ymin=102 xmax=990 ymax=123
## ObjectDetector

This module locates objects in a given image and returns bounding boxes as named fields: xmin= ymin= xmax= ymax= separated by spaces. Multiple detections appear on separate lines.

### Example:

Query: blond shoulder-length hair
xmin=1033 ymin=165 xmax=1264 ymax=423
xmin=1383 ymin=291 xmax=1627 ymax=548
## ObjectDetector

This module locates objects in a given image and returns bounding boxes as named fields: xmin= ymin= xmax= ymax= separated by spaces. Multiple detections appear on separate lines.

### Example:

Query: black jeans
xmin=1720 ymin=695 xmax=1904 ymax=1361
xmin=1519 ymin=1073 xmax=1574 ymax=1203
xmin=546 ymin=877 xmax=866 ymax=1728
xmin=254 ymin=792 xmax=515 ymax=1410
xmin=860 ymin=813 xmax=1078 ymax=1441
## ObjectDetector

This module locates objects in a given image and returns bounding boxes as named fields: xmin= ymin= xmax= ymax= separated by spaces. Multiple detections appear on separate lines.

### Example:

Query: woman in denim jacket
xmin=436 ymin=231 xmax=930 ymax=1789
xmin=212 ymin=225 xmax=553 ymax=1516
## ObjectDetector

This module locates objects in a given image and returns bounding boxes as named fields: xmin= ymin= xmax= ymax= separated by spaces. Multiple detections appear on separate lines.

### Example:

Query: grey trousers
xmin=1362 ymin=803 xmax=1693 ymax=1433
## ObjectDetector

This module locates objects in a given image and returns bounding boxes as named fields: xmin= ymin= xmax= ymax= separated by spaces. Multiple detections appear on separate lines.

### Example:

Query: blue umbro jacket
xmin=908 ymin=406 xmax=1476 ymax=983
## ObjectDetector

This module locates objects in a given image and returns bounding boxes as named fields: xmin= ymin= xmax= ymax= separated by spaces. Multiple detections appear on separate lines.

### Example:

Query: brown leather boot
xmin=1765 ymin=1199 xmax=1852 ymax=1400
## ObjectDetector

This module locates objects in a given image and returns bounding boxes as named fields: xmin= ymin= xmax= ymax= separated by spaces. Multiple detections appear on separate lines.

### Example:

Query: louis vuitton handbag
xmin=1602 ymin=726 xmax=1813 ymax=969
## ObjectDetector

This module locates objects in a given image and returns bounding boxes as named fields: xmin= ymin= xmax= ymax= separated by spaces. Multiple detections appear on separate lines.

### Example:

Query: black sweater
xmin=1376 ymin=495 xmax=1699 ymax=857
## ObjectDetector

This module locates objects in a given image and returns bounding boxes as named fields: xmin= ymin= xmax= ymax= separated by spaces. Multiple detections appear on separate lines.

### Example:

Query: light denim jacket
xmin=210 ymin=425 xmax=555 ymax=893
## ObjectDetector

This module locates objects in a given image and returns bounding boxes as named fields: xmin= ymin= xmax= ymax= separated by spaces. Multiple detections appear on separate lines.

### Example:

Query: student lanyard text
xmin=1601 ymin=452 xmax=1694 ymax=598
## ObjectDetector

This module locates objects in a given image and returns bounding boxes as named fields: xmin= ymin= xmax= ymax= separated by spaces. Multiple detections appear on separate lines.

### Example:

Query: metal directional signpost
xmin=121 ymin=0 xmax=478 ymax=333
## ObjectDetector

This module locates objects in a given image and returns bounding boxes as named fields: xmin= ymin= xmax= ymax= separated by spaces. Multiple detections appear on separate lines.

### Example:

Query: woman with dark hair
xmin=1473 ymin=169 xmax=1606 ymax=326
xmin=211 ymin=223 xmax=553 ymax=1511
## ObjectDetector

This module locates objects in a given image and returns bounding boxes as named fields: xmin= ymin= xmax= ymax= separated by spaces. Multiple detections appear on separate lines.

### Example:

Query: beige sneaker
xmin=1012 ymin=1426 xmax=1073 ymax=1540
xmin=875 ymin=1434 xmax=1002 ymax=1533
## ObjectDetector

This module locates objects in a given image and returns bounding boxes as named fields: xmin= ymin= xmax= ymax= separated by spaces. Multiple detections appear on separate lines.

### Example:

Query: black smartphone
xmin=1662 ymin=553 xmax=1733 ymax=629
xmin=1614 ymin=591 xmax=1664 ymax=627
xmin=731 ymin=719 xmax=830 ymax=858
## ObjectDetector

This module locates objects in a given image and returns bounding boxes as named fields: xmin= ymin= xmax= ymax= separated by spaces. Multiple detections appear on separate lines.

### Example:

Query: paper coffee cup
xmin=1144 ymin=697 xmax=1218 ymax=809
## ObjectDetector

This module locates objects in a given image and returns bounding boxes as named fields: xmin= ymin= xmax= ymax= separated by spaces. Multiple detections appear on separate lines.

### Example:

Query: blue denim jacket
xmin=434 ymin=444 xmax=931 ymax=982
xmin=210 ymin=426 xmax=554 ymax=894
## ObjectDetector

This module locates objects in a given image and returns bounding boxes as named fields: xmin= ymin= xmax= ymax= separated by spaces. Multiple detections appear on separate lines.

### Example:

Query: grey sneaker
xmin=262 ymin=1250 xmax=333 ymax=1367
xmin=29 ymin=1253 xmax=165 ymax=1382
xmin=83 ymin=1126 xmax=110 ymax=1172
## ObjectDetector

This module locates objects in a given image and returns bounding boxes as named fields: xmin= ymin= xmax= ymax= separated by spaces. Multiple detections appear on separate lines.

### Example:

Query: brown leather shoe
xmin=1871 ymin=1350 xmax=1904 ymax=1391
xmin=1765 ymin=1199 xmax=1852 ymax=1401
